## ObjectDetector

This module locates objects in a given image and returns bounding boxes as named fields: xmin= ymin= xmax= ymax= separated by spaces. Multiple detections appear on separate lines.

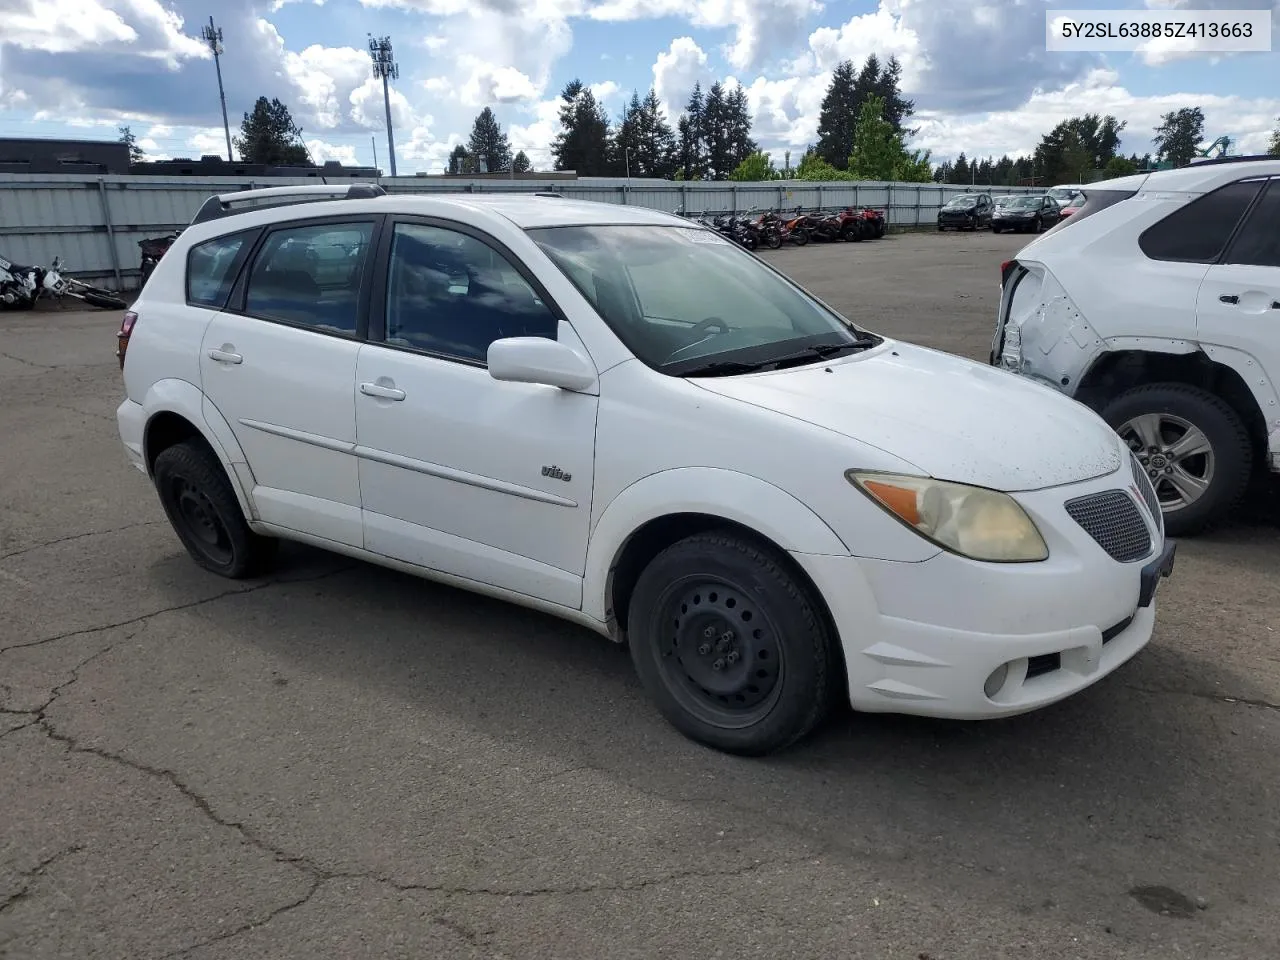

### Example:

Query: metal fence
xmin=0 ymin=173 xmax=1044 ymax=291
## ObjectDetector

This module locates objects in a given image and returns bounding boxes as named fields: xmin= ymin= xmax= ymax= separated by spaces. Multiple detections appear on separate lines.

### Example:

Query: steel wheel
xmin=657 ymin=577 xmax=784 ymax=729
xmin=1119 ymin=412 xmax=1215 ymax=514
xmin=170 ymin=476 xmax=236 ymax=566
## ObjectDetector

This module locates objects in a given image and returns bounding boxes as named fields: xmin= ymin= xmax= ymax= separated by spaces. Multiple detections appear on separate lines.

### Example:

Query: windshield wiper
xmin=765 ymin=339 xmax=878 ymax=369
xmin=677 ymin=359 xmax=774 ymax=377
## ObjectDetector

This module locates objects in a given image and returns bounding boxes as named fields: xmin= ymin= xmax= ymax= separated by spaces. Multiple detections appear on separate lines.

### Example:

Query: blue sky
xmin=0 ymin=0 xmax=1275 ymax=172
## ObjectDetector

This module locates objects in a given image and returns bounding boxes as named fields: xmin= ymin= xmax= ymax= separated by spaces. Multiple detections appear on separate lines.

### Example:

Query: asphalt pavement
xmin=2 ymin=231 xmax=1277 ymax=960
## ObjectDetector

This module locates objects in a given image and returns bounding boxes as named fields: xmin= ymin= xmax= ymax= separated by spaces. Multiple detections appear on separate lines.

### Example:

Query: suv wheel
xmin=1101 ymin=383 xmax=1253 ymax=536
xmin=627 ymin=531 xmax=836 ymax=756
xmin=153 ymin=439 xmax=279 ymax=578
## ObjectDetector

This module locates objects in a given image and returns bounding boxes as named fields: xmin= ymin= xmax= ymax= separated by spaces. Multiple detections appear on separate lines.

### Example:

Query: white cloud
xmin=0 ymin=0 xmax=206 ymax=64
xmin=458 ymin=60 xmax=542 ymax=106
xmin=305 ymin=137 xmax=359 ymax=165
xmin=282 ymin=43 xmax=371 ymax=129
xmin=653 ymin=37 xmax=710 ymax=116
xmin=507 ymin=97 xmax=562 ymax=170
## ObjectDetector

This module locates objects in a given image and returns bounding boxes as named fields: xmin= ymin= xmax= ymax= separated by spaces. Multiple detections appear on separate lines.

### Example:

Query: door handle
xmin=1219 ymin=294 xmax=1240 ymax=305
xmin=359 ymin=381 xmax=406 ymax=401
xmin=208 ymin=348 xmax=243 ymax=364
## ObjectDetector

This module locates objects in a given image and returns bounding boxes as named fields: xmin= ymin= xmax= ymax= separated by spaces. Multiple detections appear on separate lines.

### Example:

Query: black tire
xmin=627 ymin=531 xmax=837 ymax=756
xmin=1032 ymin=216 xmax=1043 ymax=233
xmin=792 ymin=229 xmax=808 ymax=246
xmin=153 ymin=440 xmax=279 ymax=578
xmin=992 ymin=225 xmax=1002 ymax=234
xmin=841 ymin=225 xmax=862 ymax=242
xmin=875 ymin=222 xmax=886 ymax=238
xmin=766 ymin=232 xmax=782 ymax=250
xmin=937 ymin=224 xmax=945 ymax=231
xmin=81 ymin=290 xmax=128 ymax=310
xmin=1100 ymin=383 xmax=1253 ymax=537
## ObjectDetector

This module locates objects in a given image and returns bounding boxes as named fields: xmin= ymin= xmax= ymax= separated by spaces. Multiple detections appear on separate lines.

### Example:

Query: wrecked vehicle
xmin=991 ymin=156 xmax=1280 ymax=535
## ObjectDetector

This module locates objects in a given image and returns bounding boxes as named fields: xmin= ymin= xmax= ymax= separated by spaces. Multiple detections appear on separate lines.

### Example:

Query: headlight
xmin=846 ymin=472 xmax=1049 ymax=562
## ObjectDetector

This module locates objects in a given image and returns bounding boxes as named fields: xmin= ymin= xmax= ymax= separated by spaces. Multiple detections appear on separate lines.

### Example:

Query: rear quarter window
xmin=1040 ymin=189 xmax=1135 ymax=237
xmin=1137 ymin=179 xmax=1265 ymax=263
xmin=186 ymin=230 xmax=256 ymax=308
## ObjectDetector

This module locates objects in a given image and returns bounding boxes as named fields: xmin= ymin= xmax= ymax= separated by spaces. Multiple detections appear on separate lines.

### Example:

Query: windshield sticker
xmin=674 ymin=227 xmax=729 ymax=245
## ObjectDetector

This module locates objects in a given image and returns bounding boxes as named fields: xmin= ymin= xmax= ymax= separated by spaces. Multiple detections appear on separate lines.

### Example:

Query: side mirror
xmin=487 ymin=337 xmax=597 ymax=392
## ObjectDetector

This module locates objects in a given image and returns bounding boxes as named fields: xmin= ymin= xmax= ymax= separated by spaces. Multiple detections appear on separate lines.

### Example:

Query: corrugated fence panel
xmin=0 ymin=173 xmax=1051 ymax=290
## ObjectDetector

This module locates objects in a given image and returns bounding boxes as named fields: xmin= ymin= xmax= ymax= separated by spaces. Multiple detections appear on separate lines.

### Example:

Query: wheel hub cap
xmin=1120 ymin=412 xmax=1215 ymax=513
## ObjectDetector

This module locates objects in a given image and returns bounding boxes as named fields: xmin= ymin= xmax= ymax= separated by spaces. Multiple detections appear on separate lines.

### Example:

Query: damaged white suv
xmin=992 ymin=156 xmax=1280 ymax=535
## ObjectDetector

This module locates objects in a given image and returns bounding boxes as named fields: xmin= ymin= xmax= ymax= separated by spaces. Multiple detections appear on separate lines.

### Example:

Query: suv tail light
xmin=1000 ymin=259 xmax=1018 ymax=286
xmin=117 ymin=310 xmax=138 ymax=370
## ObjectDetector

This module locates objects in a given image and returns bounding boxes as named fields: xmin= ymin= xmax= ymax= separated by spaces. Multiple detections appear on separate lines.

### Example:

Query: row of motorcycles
xmin=0 ymin=253 xmax=127 ymax=312
xmin=680 ymin=206 xmax=888 ymax=251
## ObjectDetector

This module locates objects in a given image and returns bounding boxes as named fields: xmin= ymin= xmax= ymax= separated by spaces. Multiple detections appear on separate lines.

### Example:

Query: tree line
xmin=125 ymin=73 xmax=1280 ymax=179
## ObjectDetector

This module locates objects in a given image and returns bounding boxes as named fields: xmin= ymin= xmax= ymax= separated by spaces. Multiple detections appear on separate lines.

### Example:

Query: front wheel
xmin=1101 ymin=383 xmax=1254 ymax=536
xmin=628 ymin=532 xmax=837 ymax=755
xmin=766 ymin=232 xmax=782 ymax=250
xmin=81 ymin=290 xmax=128 ymax=310
xmin=992 ymin=225 xmax=1002 ymax=234
xmin=791 ymin=229 xmax=808 ymax=246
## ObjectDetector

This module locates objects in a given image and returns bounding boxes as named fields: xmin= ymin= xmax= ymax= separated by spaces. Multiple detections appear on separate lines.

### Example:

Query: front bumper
xmin=993 ymin=217 xmax=1034 ymax=229
xmin=791 ymin=467 xmax=1173 ymax=720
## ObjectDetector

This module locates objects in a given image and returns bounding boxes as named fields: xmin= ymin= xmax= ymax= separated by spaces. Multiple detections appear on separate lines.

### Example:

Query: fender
xmin=140 ymin=378 xmax=258 ymax=520
xmin=1196 ymin=341 xmax=1280 ymax=467
xmin=581 ymin=467 xmax=852 ymax=623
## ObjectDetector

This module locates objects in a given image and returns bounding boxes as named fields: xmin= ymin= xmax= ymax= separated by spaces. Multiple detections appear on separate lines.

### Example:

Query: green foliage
xmin=1103 ymin=155 xmax=1138 ymax=179
xmin=447 ymin=144 xmax=476 ymax=175
xmin=672 ymin=81 xmax=755 ymax=180
xmin=234 ymin=96 xmax=311 ymax=166
xmin=118 ymin=125 xmax=143 ymax=163
xmin=551 ymin=79 xmax=611 ymax=176
xmin=816 ymin=54 xmax=915 ymax=170
xmin=1153 ymin=106 xmax=1205 ymax=167
xmin=610 ymin=88 xmax=677 ymax=177
xmin=1269 ymin=120 xmax=1280 ymax=157
xmin=795 ymin=150 xmax=853 ymax=181
xmin=467 ymin=107 xmax=512 ymax=173
xmin=728 ymin=150 xmax=777 ymax=181
xmin=511 ymin=150 xmax=532 ymax=173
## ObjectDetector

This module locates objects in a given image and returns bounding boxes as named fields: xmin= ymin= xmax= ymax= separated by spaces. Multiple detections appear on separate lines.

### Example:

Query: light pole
xmin=201 ymin=17 xmax=233 ymax=161
xmin=368 ymin=35 xmax=399 ymax=177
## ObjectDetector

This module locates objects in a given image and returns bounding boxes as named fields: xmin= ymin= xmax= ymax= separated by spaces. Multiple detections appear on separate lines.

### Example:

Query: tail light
xmin=1000 ymin=259 xmax=1018 ymax=287
xmin=117 ymin=310 xmax=138 ymax=370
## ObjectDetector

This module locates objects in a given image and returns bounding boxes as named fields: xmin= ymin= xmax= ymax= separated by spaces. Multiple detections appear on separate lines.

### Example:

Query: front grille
xmin=1025 ymin=652 xmax=1061 ymax=679
xmin=1131 ymin=453 xmax=1164 ymax=534
xmin=1064 ymin=490 xmax=1152 ymax=563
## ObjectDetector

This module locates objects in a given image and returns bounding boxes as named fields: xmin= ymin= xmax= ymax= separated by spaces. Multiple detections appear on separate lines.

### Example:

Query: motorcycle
xmin=139 ymin=232 xmax=180 ymax=287
xmin=0 ymin=253 xmax=127 ymax=311
xmin=834 ymin=208 xmax=868 ymax=241
xmin=805 ymin=210 xmax=845 ymax=243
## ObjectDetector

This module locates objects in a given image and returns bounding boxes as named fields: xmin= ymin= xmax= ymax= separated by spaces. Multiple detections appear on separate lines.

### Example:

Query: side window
xmin=243 ymin=221 xmax=374 ymax=335
xmin=1224 ymin=179 xmax=1280 ymax=268
xmin=1138 ymin=180 xmax=1264 ymax=263
xmin=186 ymin=231 xmax=253 ymax=308
xmin=382 ymin=222 xmax=558 ymax=364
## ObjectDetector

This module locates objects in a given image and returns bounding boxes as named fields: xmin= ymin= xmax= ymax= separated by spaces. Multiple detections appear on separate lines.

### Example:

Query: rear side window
xmin=243 ymin=221 xmax=375 ymax=336
xmin=1041 ymin=188 xmax=1134 ymax=237
xmin=186 ymin=231 xmax=253 ymax=308
xmin=1138 ymin=180 xmax=1265 ymax=263
xmin=1224 ymin=179 xmax=1280 ymax=268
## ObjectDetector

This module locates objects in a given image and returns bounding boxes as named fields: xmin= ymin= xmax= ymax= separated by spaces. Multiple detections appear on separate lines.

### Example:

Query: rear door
xmin=199 ymin=215 xmax=381 ymax=547
xmin=1196 ymin=176 xmax=1280 ymax=419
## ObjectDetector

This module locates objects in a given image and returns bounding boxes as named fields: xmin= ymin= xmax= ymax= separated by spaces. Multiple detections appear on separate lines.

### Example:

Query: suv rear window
xmin=186 ymin=230 xmax=255 ymax=308
xmin=1138 ymin=179 xmax=1265 ymax=263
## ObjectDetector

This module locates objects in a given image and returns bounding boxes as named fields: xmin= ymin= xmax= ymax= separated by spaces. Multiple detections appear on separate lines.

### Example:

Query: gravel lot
xmin=2 ymin=230 xmax=1277 ymax=960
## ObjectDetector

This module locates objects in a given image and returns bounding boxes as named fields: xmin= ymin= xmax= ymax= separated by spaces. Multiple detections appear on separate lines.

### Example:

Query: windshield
xmin=944 ymin=196 xmax=978 ymax=209
xmin=1007 ymin=196 xmax=1042 ymax=209
xmin=529 ymin=224 xmax=878 ymax=375
xmin=1048 ymin=187 xmax=1080 ymax=203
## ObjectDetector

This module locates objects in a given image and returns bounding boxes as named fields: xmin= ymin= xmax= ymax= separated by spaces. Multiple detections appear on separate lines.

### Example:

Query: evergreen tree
xmin=118 ymin=125 xmax=144 ymax=163
xmin=677 ymin=83 xmax=707 ymax=180
xmin=636 ymin=88 xmax=678 ymax=178
xmin=1269 ymin=119 xmax=1280 ymax=156
xmin=873 ymin=55 xmax=915 ymax=135
xmin=551 ymin=79 xmax=611 ymax=175
xmin=610 ymin=90 xmax=645 ymax=176
xmin=467 ymin=107 xmax=512 ymax=173
xmin=234 ymin=96 xmax=311 ymax=166
xmin=702 ymin=81 xmax=734 ymax=179
xmin=511 ymin=150 xmax=532 ymax=173
xmin=950 ymin=152 xmax=970 ymax=184
xmin=1153 ymin=106 xmax=1205 ymax=167
xmin=846 ymin=95 xmax=932 ymax=183
xmin=725 ymin=85 xmax=757 ymax=171
xmin=729 ymin=151 xmax=777 ymax=181
xmin=447 ymin=144 xmax=474 ymax=175
xmin=815 ymin=60 xmax=858 ymax=170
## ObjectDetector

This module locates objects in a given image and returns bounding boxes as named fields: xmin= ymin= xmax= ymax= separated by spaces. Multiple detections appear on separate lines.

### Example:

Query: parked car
xmin=937 ymin=193 xmax=994 ymax=230
xmin=991 ymin=155 xmax=1280 ymax=535
xmin=992 ymin=194 xmax=1062 ymax=234
xmin=1058 ymin=194 xmax=1087 ymax=218
xmin=116 ymin=184 xmax=1175 ymax=756
xmin=1047 ymin=184 xmax=1085 ymax=206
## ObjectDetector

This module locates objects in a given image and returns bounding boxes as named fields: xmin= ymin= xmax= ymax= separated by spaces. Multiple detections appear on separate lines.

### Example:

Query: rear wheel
xmin=792 ymin=229 xmax=808 ymax=246
xmin=628 ymin=532 xmax=837 ymax=756
xmin=842 ymin=224 xmax=862 ymax=242
xmin=153 ymin=440 xmax=279 ymax=578
xmin=766 ymin=232 xmax=782 ymax=250
xmin=1101 ymin=383 xmax=1254 ymax=536
xmin=992 ymin=225 xmax=1002 ymax=234
xmin=81 ymin=291 xmax=128 ymax=310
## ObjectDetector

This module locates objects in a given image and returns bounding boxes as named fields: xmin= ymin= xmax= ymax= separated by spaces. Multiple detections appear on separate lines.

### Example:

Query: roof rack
xmin=1179 ymin=154 xmax=1279 ymax=168
xmin=189 ymin=183 xmax=387 ymax=225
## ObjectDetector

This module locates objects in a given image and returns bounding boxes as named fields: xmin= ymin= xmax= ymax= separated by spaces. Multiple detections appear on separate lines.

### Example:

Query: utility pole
xmin=368 ymin=35 xmax=399 ymax=177
xmin=371 ymin=136 xmax=378 ymax=175
xmin=201 ymin=17 xmax=233 ymax=161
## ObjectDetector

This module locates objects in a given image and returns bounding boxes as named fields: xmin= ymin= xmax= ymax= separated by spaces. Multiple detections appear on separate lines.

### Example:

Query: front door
xmin=1197 ymin=176 xmax=1280 ymax=454
xmin=353 ymin=219 xmax=599 ymax=609
xmin=199 ymin=217 xmax=380 ymax=547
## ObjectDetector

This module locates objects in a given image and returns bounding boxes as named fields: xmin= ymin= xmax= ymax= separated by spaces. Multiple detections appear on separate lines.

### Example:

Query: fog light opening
xmin=984 ymin=662 xmax=1010 ymax=699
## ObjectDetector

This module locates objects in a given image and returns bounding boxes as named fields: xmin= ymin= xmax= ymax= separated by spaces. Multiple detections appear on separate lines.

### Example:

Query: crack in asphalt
xmin=0 ymin=520 xmax=163 ymax=563
xmin=0 ymin=565 xmax=354 ymax=656
xmin=0 ymin=844 xmax=85 ymax=917
xmin=0 ymin=351 xmax=58 ymax=371
xmin=1125 ymin=684 xmax=1280 ymax=712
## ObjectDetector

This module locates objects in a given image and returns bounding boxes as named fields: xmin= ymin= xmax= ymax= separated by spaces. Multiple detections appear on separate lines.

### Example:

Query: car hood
xmin=690 ymin=342 xmax=1123 ymax=491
